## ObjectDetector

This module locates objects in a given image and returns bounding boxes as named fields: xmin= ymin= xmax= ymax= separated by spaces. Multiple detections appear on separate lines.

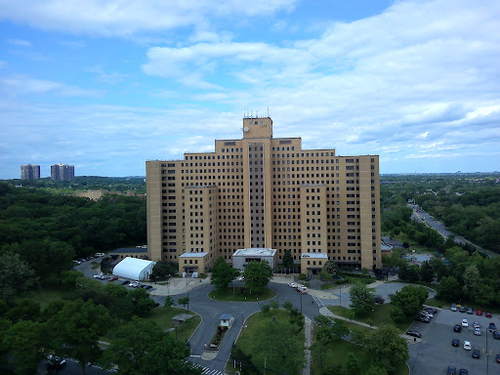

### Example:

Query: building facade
xmin=146 ymin=117 xmax=381 ymax=272
xmin=20 ymin=164 xmax=40 ymax=180
xmin=51 ymin=163 xmax=75 ymax=181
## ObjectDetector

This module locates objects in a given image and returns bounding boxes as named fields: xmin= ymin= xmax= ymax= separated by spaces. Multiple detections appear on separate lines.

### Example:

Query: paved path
xmin=302 ymin=316 xmax=312 ymax=375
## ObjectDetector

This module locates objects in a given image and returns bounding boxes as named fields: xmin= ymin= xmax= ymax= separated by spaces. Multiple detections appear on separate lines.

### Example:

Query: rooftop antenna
xmin=267 ymin=107 xmax=270 ymax=117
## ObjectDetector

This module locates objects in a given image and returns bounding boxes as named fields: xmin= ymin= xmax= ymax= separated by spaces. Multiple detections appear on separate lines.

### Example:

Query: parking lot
xmin=408 ymin=308 xmax=500 ymax=374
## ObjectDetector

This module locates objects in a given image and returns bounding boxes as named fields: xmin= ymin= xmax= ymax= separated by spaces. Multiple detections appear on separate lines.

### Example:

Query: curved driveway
xmin=161 ymin=282 xmax=319 ymax=372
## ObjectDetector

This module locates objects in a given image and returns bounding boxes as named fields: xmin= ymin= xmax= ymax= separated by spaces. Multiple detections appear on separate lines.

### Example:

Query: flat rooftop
xmin=179 ymin=252 xmax=209 ymax=258
xmin=233 ymin=248 xmax=277 ymax=257
xmin=301 ymin=253 xmax=328 ymax=259
xmin=110 ymin=247 xmax=148 ymax=254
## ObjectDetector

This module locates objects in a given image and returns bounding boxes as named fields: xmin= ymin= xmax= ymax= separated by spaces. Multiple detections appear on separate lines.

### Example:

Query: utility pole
xmin=339 ymin=285 xmax=342 ymax=307
xmin=263 ymin=356 xmax=267 ymax=375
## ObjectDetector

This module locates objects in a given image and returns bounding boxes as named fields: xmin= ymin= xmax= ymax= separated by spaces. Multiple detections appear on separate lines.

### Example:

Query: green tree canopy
xmin=282 ymin=250 xmax=295 ymax=270
xmin=0 ymin=251 xmax=38 ymax=302
xmin=102 ymin=317 xmax=200 ymax=375
xmin=243 ymin=260 xmax=273 ymax=294
xmin=367 ymin=325 xmax=409 ymax=375
xmin=47 ymin=299 xmax=111 ymax=374
xmin=253 ymin=316 xmax=305 ymax=375
xmin=349 ymin=283 xmax=375 ymax=317
xmin=390 ymin=285 xmax=429 ymax=320
xmin=210 ymin=256 xmax=240 ymax=289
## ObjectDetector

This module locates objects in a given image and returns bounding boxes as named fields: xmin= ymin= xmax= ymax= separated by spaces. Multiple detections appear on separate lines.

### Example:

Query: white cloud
xmin=0 ymin=75 xmax=102 ymax=97
xmin=0 ymin=0 xmax=297 ymax=36
xmin=7 ymin=38 xmax=32 ymax=47
xmin=86 ymin=66 xmax=130 ymax=84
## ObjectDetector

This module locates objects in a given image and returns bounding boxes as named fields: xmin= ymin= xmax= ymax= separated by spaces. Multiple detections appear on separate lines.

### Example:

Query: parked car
xmin=472 ymin=349 xmax=480 ymax=359
xmin=452 ymin=338 xmax=460 ymax=347
xmin=459 ymin=369 xmax=468 ymax=375
xmin=288 ymin=282 xmax=299 ymax=288
xmin=46 ymin=355 xmax=66 ymax=372
xmin=496 ymin=353 xmax=500 ymax=363
xmin=447 ymin=367 xmax=456 ymax=375
xmin=476 ymin=309 xmax=483 ymax=316
xmin=463 ymin=341 xmax=472 ymax=350
xmin=451 ymin=303 xmax=457 ymax=312
xmin=374 ymin=295 xmax=385 ymax=304
xmin=485 ymin=311 xmax=492 ymax=318
xmin=297 ymin=286 xmax=308 ymax=294
xmin=144 ymin=285 xmax=153 ymax=290
xmin=454 ymin=324 xmax=462 ymax=332
xmin=95 ymin=252 xmax=105 ymax=257
xmin=462 ymin=319 xmax=469 ymax=327
xmin=108 ymin=276 xmax=118 ymax=282
xmin=493 ymin=331 xmax=500 ymax=340
xmin=467 ymin=307 xmax=473 ymax=315
xmin=416 ymin=315 xmax=430 ymax=323
xmin=474 ymin=328 xmax=481 ymax=336
xmin=473 ymin=322 xmax=480 ymax=329
xmin=489 ymin=322 xmax=497 ymax=332
xmin=459 ymin=306 xmax=466 ymax=313
xmin=406 ymin=330 xmax=421 ymax=338
xmin=121 ymin=280 xmax=130 ymax=285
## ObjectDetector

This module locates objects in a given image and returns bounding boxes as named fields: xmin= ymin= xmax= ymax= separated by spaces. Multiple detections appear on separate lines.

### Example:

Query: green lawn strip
xmin=310 ymin=325 xmax=409 ymax=375
xmin=327 ymin=304 xmax=412 ymax=332
xmin=227 ymin=309 xmax=304 ymax=374
xmin=144 ymin=307 xmax=201 ymax=342
xmin=208 ymin=287 xmax=276 ymax=302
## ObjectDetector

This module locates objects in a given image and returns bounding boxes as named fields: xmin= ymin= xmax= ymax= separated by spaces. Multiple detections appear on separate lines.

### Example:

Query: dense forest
xmin=380 ymin=173 xmax=500 ymax=252
xmin=9 ymin=176 xmax=146 ymax=194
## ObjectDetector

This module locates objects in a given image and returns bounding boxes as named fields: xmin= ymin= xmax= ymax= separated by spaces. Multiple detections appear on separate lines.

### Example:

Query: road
xmin=165 ymin=281 xmax=320 ymax=373
xmin=410 ymin=205 xmax=497 ymax=258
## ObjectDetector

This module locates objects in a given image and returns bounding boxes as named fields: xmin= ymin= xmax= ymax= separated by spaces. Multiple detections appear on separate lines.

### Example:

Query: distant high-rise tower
xmin=51 ymin=163 xmax=75 ymax=181
xmin=20 ymin=164 xmax=40 ymax=180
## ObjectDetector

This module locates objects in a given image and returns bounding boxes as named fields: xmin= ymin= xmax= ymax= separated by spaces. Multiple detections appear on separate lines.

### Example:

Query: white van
xmin=95 ymin=253 xmax=105 ymax=257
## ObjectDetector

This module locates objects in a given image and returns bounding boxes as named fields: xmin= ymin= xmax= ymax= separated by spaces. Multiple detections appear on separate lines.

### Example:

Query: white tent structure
xmin=112 ymin=257 xmax=156 ymax=281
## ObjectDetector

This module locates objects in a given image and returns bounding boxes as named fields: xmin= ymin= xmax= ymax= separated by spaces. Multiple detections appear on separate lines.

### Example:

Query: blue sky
xmin=1 ymin=0 xmax=499 ymax=178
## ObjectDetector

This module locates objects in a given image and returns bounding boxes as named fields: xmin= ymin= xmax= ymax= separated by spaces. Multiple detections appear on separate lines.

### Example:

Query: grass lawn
xmin=209 ymin=287 xmax=276 ymax=302
xmin=321 ymin=277 xmax=376 ymax=290
xmin=310 ymin=327 xmax=409 ymax=375
xmin=327 ymin=304 xmax=413 ymax=332
xmin=226 ymin=309 xmax=304 ymax=375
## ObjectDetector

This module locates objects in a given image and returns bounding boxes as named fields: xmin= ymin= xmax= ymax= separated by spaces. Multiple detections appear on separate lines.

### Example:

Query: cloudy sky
xmin=1 ymin=0 xmax=499 ymax=178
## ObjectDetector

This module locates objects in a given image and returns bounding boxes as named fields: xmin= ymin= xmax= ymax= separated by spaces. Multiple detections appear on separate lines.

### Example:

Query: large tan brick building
xmin=146 ymin=117 xmax=381 ymax=273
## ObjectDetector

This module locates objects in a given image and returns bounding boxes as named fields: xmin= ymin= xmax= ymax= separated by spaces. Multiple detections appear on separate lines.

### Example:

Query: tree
xmin=210 ymin=256 xmax=240 ymax=289
xmin=322 ymin=365 xmax=344 ymax=375
xmin=390 ymin=285 xmax=429 ymax=320
xmin=367 ymin=325 xmax=409 ymax=375
xmin=345 ymin=353 xmax=360 ymax=375
xmin=5 ymin=299 xmax=40 ymax=323
xmin=102 ymin=317 xmax=200 ymax=375
xmin=47 ymin=299 xmax=111 ymax=374
xmin=253 ymin=317 xmax=304 ymax=375
xmin=0 ymin=251 xmax=38 ymax=302
xmin=331 ymin=319 xmax=349 ymax=341
xmin=178 ymin=296 xmax=189 ymax=310
xmin=349 ymin=283 xmax=375 ymax=317
xmin=164 ymin=296 xmax=174 ymax=308
xmin=243 ymin=260 xmax=273 ymax=294
xmin=397 ymin=263 xmax=419 ymax=283
xmin=282 ymin=250 xmax=295 ymax=270
xmin=324 ymin=260 xmax=339 ymax=276
xmin=419 ymin=261 xmax=434 ymax=283
xmin=151 ymin=261 xmax=176 ymax=281
xmin=128 ymin=288 xmax=155 ymax=317
xmin=4 ymin=320 xmax=46 ymax=375
xmin=366 ymin=366 xmax=388 ymax=375
xmin=437 ymin=276 xmax=461 ymax=301
xmin=462 ymin=263 xmax=480 ymax=302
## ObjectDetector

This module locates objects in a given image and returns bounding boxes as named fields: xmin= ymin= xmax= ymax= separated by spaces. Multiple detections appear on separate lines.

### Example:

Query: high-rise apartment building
xmin=146 ymin=117 xmax=381 ymax=273
xmin=51 ymin=163 xmax=75 ymax=181
xmin=20 ymin=164 xmax=40 ymax=180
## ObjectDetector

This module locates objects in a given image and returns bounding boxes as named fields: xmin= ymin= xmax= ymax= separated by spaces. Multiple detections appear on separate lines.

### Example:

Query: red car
xmin=476 ymin=309 xmax=483 ymax=316
xmin=486 ymin=311 xmax=492 ymax=318
xmin=108 ymin=276 xmax=119 ymax=282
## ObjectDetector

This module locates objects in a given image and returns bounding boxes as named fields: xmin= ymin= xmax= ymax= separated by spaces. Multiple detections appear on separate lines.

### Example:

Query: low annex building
xmin=112 ymin=257 xmax=156 ymax=281
xmin=232 ymin=248 xmax=277 ymax=271
xmin=179 ymin=252 xmax=209 ymax=276
xmin=301 ymin=253 xmax=328 ymax=276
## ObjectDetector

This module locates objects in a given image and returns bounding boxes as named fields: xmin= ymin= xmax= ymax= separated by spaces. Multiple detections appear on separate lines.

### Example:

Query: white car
xmin=474 ymin=328 xmax=482 ymax=336
xmin=473 ymin=322 xmax=481 ymax=329
xmin=463 ymin=341 xmax=472 ymax=350
xmin=288 ymin=282 xmax=299 ymax=288
xmin=462 ymin=319 xmax=469 ymax=327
